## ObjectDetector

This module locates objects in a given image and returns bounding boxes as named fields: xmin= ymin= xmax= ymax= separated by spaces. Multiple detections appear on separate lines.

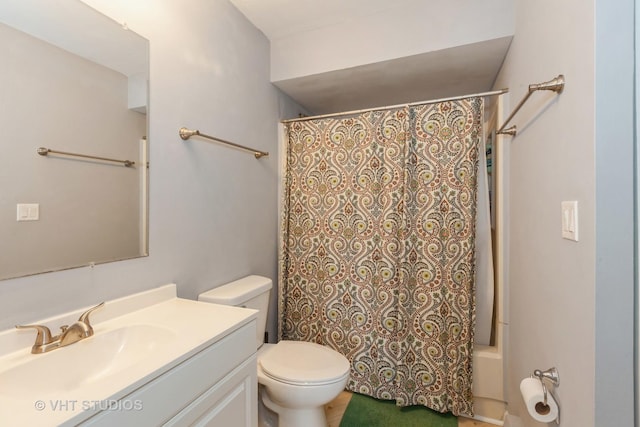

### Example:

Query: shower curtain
xmin=279 ymin=98 xmax=484 ymax=416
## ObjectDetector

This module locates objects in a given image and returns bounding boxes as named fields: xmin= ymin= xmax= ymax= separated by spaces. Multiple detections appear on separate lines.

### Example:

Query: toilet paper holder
xmin=532 ymin=367 xmax=560 ymax=424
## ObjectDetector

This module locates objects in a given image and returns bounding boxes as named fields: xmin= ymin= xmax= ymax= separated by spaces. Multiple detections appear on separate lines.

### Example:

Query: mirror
xmin=0 ymin=0 xmax=149 ymax=280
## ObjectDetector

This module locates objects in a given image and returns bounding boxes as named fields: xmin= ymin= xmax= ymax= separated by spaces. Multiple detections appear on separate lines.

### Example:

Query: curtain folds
xmin=279 ymin=98 xmax=484 ymax=416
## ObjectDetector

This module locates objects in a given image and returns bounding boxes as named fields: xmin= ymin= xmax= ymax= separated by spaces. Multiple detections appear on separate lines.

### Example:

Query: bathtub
xmin=472 ymin=322 xmax=506 ymax=425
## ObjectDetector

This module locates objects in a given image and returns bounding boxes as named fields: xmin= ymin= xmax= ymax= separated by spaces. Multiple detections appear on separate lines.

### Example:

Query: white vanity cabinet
xmin=81 ymin=320 xmax=257 ymax=427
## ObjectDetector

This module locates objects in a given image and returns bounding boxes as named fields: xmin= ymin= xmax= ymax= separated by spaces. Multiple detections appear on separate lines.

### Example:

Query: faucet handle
xmin=78 ymin=302 xmax=105 ymax=327
xmin=15 ymin=324 xmax=54 ymax=345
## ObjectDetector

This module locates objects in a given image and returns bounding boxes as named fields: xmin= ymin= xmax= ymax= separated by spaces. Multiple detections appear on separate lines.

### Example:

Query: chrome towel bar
xmin=37 ymin=147 xmax=135 ymax=167
xmin=497 ymin=74 xmax=565 ymax=136
xmin=179 ymin=127 xmax=269 ymax=159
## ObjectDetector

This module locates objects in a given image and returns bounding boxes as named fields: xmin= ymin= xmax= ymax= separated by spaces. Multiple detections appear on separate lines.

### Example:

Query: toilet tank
xmin=198 ymin=275 xmax=272 ymax=349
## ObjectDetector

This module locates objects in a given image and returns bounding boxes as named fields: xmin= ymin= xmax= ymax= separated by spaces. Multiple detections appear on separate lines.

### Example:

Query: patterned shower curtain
xmin=279 ymin=98 xmax=483 ymax=416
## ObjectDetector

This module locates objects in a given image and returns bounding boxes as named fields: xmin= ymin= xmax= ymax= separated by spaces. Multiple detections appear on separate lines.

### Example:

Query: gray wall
xmin=269 ymin=0 xmax=514 ymax=82
xmin=0 ymin=0 xmax=307 ymax=346
xmin=494 ymin=0 xmax=635 ymax=425
xmin=0 ymin=22 xmax=145 ymax=279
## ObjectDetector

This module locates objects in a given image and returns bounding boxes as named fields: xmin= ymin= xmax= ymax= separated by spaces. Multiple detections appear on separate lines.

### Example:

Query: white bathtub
xmin=472 ymin=322 xmax=506 ymax=425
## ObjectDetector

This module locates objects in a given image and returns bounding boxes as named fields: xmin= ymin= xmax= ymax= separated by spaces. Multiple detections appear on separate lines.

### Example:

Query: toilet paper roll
xmin=519 ymin=377 xmax=559 ymax=423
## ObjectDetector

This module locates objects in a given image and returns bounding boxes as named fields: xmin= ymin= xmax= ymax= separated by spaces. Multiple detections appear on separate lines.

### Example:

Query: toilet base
xmin=258 ymin=385 xmax=278 ymax=427
xmin=260 ymin=386 xmax=328 ymax=427
xmin=277 ymin=408 xmax=327 ymax=427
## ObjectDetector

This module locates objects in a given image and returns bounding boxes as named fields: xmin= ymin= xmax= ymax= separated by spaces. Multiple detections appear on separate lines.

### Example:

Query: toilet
xmin=198 ymin=275 xmax=350 ymax=427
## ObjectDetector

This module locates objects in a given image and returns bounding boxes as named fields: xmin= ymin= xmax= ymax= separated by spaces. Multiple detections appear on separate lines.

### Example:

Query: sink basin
xmin=0 ymin=324 xmax=175 ymax=400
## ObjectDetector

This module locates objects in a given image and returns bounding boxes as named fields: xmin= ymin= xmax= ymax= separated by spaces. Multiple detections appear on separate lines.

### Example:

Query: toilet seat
xmin=259 ymin=340 xmax=350 ymax=386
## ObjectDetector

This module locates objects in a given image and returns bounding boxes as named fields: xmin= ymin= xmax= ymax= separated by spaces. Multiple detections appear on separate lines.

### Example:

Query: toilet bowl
xmin=198 ymin=276 xmax=350 ymax=427
xmin=258 ymin=341 xmax=349 ymax=427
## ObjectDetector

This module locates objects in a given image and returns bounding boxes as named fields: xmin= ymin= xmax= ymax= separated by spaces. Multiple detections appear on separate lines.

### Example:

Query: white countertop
xmin=0 ymin=284 xmax=257 ymax=427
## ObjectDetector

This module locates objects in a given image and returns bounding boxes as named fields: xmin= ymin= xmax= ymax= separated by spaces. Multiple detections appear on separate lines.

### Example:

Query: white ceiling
xmin=230 ymin=0 xmax=416 ymax=40
xmin=0 ymin=0 xmax=147 ymax=77
xmin=231 ymin=0 xmax=512 ymax=115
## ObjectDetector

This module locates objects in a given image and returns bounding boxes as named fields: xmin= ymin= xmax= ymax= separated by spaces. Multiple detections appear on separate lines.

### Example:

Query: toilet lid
xmin=259 ymin=340 xmax=350 ymax=386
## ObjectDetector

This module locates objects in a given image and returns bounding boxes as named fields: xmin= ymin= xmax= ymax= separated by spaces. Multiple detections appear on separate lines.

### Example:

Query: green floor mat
xmin=339 ymin=393 xmax=458 ymax=427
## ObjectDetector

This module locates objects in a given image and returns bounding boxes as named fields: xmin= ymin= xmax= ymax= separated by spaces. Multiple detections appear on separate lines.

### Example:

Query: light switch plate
xmin=561 ymin=201 xmax=578 ymax=241
xmin=17 ymin=203 xmax=39 ymax=221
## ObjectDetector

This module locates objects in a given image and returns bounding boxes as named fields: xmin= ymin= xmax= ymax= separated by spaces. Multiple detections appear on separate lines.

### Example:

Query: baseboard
xmin=471 ymin=413 xmax=504 ymax=426
xmin=502 ymin=412 xmax=523 ymax=427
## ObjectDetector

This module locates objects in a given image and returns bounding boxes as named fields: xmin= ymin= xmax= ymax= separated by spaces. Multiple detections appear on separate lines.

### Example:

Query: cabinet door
xmin=166 ymin=355 xmax=257 ymax=427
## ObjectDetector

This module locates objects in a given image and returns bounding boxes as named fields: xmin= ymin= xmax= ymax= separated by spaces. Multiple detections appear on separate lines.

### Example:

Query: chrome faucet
xmin=15 ymin=302 xmax=104 ymax=354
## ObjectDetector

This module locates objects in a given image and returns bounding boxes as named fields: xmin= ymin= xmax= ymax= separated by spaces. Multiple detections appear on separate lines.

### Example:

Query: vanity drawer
xmin=80 ymin=320 xmax=256 ymax=426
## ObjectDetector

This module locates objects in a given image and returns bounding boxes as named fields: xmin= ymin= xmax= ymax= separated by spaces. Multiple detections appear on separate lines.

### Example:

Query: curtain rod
xmin=280 ymin=88 xmax=509 ymax=124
